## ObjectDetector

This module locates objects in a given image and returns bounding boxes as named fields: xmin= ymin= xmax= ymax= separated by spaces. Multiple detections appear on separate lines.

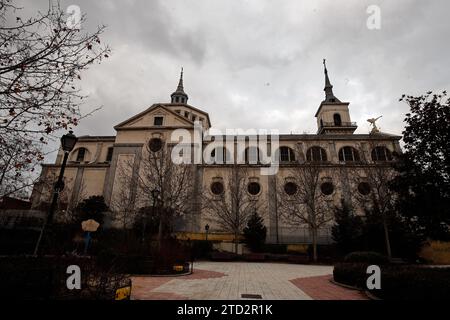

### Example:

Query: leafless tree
xmin=0 ymin=0 xmax=110 ymax=197
xmin=277 ymin=163 xmax=335 ymax=262
xmin=31 ymin=170 xmax=87 ymax=224
xmin=350 ymin=142 xmax=399 ymax=259
xmin=118 ymin=141 xmax=195 ymax=249
xmin=202 ymin=166 xmax=260 ymax=254
xmin=110 ymin=161 xmax=138 ymax=230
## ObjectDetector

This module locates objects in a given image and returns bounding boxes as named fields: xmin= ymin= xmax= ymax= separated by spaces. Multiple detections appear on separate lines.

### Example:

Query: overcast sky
xmin=18 ymin=0 xmax=450 ymax=161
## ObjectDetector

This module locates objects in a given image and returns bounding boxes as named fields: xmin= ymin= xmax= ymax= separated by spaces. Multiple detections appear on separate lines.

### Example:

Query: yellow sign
xmin=115 ymin=286 xmax=131 ymax=300
xmin=173 ymin=265 xmax=184 ymax=272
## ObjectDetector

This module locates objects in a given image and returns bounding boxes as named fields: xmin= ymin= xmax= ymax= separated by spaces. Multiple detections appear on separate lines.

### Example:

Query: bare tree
xmin=0 ymin=0 xmax=110 ymax=196
xmin=110 ymin=161 xmax=138 ymax=230
xmin=119 ymin=141 xmax=195 ymax=249
xmin=350 ymin=142 xmax=399 ymax=259
xmin=202 ymin=166 xmax=260 ymax=254
xmin=31 ymin=171 xmax=87 ymax=224
xmin=277 ymin=163 xmax=335 ymax=262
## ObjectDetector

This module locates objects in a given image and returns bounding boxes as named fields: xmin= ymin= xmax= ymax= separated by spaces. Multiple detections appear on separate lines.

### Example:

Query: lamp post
xmin=205 ymin=224 xmax=210 ymax=241
xmin=33 ymin=131 xmax=78 ymax=256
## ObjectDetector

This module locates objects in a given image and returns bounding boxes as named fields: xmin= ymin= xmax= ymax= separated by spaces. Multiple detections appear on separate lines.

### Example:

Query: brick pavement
xmin=131 ymin=261 xmax=366 ymax=300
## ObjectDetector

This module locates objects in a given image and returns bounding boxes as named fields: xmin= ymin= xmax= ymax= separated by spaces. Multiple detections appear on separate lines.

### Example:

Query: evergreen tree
xmin=75 ymin=195 xmax=108 ymax=225
xmin=331 ymin=199 xmax=364 ymax=254
xmin=243 ymin=212 xmax=267 ymax=252
xmin=392 ymin=91 xmax=450 ymax=240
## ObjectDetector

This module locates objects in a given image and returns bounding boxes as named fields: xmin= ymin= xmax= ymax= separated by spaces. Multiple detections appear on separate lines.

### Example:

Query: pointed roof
xmin=171 ymin=67 xmax=188 ymax=103
xmin=323 ymin=59 xmax=341 ymax=103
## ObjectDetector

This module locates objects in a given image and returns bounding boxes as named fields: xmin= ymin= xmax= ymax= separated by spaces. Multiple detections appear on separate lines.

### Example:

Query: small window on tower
xmin=154 ymin=116 xmax=163 ymax=126
xmin=192 ymin=115 xmax=196 ymax=121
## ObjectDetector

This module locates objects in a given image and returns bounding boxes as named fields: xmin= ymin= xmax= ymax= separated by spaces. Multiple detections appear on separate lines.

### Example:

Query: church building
xmin=31 ymin=63 xmax=402 ymax=245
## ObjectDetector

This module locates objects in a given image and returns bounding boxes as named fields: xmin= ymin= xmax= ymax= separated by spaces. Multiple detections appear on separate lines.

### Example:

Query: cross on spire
xmin=322 ymin=59 xmax=340 ymax=103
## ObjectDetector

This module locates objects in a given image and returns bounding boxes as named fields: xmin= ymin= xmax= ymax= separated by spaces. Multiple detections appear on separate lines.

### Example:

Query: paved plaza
xmin=131 ymin=262 xmax=367 ymax=300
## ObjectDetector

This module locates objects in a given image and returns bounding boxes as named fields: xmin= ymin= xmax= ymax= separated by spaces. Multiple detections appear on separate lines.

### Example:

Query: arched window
xmin=211 ymin=147 xmax=231 ymax=164
xmin=278 ymin=146 xmax=296 ymax=162
xmin=76 ymin=148 xmax=86 ymax=162
xmin=333 ymin=113 xmax=342 ymax=126
xmin=306 ymin=146 xmax=327 ymax=162
xmin=338 ymin=146 xmax=360 ymax=162
xmin=245 ymin=147 xmax=261 ymax=164
xmin=371 ymin=146 xmax=392 ymax=162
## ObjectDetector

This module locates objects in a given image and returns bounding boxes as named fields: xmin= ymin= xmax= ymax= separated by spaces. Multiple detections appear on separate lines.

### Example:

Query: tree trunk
xmin=234 ymin=231 xmax=239 ymax=254
xmin=312 ymin=228 xmax=318 ymax=262
xmin=382 ymin=215 xmax=392 ymax=259
xmin=157 ymin=209 xmax=164 ymax=252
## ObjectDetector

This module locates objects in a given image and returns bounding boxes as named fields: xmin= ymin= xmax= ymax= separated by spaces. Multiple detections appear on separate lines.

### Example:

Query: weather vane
xmin=367 ymin=116 xmax=382 ymax=134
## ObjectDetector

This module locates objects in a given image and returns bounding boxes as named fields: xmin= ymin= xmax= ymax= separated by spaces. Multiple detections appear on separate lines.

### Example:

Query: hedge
xmin=333 ymin=263 xmax=450 ymax=300
xmin=343 ymin=251 xmax=389 ymax=265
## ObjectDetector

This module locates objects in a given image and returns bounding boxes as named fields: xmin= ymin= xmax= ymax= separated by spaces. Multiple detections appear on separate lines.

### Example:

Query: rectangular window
xmin=106 ymin=147 xmax=114 ymax=162
xmin=76 ymin=148 xmax=85 ymax=162
xmin=154 ymin=116 xmax=163 ymax=126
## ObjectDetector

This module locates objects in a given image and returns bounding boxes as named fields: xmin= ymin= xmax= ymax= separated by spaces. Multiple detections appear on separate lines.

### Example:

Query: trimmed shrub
xmin=211 ymin=251 xmax=240 ymax=261
xmin=333 ymin=262 xmax=371 ymax=288
xmin=0 ymin=256 xmax=130 ymax=300
xmin=263 ymin=244 xmax=287 ymax=254
xmin=333 ymin=262 xmax=450 ymax=300
xmin=344 ymin=251 xmax=389 ymax=265
xmin=191 ymin=240 xmax=213 ymax=259
xmin=243 ymin=253 xmax=266 ymax=262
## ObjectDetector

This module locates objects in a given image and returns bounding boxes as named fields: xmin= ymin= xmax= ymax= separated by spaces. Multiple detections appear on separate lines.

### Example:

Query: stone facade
xmin=31 ymin=68 xmax=401 ymax=244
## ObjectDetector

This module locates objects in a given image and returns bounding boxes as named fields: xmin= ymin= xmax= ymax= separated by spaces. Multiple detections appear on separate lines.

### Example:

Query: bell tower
xmin=170 ymin=68 xmax=189 ymax=104
xmin=315 ymin=60 xmax=357 ymax=135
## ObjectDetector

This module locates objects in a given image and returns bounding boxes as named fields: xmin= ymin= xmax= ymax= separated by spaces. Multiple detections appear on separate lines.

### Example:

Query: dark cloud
xmin=15 ymin=0 xmax=450 ymax=161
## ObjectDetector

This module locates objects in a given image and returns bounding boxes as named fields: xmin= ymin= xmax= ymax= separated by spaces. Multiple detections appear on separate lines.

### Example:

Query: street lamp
xmin=205 ymin=224 xmax=210 ymax=241
xmin=33 ymin=131 xmax=78 ymax=255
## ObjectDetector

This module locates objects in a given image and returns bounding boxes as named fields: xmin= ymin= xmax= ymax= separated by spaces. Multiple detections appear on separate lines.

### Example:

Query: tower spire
xmin=323 ymin=59 xmax=340 ymax=103
xmin=171 ymin=67 xmax=188 ymax=104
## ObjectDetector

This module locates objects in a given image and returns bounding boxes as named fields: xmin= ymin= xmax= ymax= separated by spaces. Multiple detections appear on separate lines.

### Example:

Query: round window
xmin=320 ymin=182 xmax=334 ymax=195
xmin=358 ymin=182 xmax=371 ymax=196
xmin=247 ymin=182 xmax=261 ymax=195
xmin=284 ymin=182 xmax=298 ymax=195
xmin=149 ymin=138 xmax=163 ymax=152
xmin=210 ymin=181 xmax=224 ymax=195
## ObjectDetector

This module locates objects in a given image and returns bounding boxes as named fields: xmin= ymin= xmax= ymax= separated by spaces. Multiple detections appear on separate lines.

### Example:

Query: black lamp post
xmin=33 ymin=131 xmax=78 ymax=255
xmin=205 ymin=224 xmax=210 ymax=241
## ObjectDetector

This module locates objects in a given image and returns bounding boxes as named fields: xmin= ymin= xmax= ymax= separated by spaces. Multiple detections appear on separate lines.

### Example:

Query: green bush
xmin=263 ymin=244 xmax=287 ymax=254
xmin=333 ymin=262 xmax=450 ymax=300
xmin=0 ymin=256 xmax=130 ymax=300
xmin=333 ymin=262 xmax=371 ymax=288
xmin=344 ymin=251 xmax=389 ymax=265
xmin=243 ymin=212 xmax=267 ymax=252
xmin=191 ymin=240 xmax=213 ymax=259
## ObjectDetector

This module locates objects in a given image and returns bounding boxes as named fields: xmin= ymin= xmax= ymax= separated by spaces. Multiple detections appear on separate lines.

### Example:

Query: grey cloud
xmin=15 ymin=0 xmax=450 ymax=161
